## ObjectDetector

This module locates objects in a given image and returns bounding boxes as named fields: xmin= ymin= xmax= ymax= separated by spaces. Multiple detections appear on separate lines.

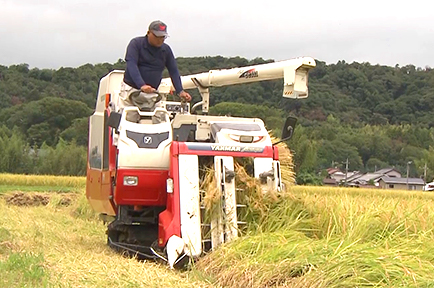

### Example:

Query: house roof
xmin=327 ymin=168 xmax=342 ymax=175
xmin=375 ymin=168 xmax=401 ymax=175
xmin=380 ymin=176 xmax=425 ymax=185
xmin=345 ymin=171 xmax=363 ymax=182
xmin=348 ymin=173 xmax=383 ymax=183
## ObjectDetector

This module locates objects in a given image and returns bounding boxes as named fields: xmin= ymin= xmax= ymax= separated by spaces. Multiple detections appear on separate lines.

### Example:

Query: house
xmin=378 ymin=176 xmax=425 ymax=191
xmin=326 ymin=168 xmax=344 ymax=181
xmin=325 ymin=168 xmax=360 ymax=184
xmin=345 ymin=167 xmax=402 ymax=187
xmin=323 ymin=166 xmax=426 ymax=190
xmin=346 ymin=173 xmax=383 ymax=186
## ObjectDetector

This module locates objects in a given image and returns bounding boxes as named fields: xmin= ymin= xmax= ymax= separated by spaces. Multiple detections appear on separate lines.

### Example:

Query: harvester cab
xmin=86 ymin=57 xmax=316 ymax=268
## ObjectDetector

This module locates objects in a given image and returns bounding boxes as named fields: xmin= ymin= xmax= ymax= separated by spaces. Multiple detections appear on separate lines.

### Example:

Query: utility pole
xmin=407 ymin=161 xmax=412 ymax=190
xmin=424 ymin=163 xmax=427 ymax=186
xmin=345 ymin=158 xmax=349 ymax=186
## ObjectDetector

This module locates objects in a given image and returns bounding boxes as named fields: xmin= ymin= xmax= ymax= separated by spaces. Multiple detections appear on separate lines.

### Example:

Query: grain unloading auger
xmin=86 ymin=57 xmax=316 ymax=268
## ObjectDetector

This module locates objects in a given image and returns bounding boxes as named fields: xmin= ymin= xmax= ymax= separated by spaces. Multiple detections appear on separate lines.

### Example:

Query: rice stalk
xmin=270 ymin=135 xmax=295 ymax=186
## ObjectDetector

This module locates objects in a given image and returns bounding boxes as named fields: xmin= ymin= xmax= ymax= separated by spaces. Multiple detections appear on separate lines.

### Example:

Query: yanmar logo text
xmin=211 ymin=145 xmax=241 ymax=152
xmin=239 ymin=69 xmax=258 ymax=79
xmin=211 ymin=145 xmax=263 ymax=153
xmin=185 ymin=143 xmax=264 ymax=153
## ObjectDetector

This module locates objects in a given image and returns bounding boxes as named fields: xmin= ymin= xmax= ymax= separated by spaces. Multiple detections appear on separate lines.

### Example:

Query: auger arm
xmin=158 ymin=56 xmax=316 ymax=113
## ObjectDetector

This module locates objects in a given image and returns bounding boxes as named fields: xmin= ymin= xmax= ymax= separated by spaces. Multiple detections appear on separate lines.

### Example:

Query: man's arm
xmin=165 ymin=46 xmax=191 ymax=101
xmin=165 ymin=46 xmax=184 ymax=94
xmin=125 ymin=38 xmax=147 ymax=89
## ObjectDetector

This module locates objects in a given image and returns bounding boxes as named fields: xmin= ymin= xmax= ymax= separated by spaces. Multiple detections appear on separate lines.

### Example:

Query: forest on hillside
xmin=0 ymin=57 xmax=433 ymax=183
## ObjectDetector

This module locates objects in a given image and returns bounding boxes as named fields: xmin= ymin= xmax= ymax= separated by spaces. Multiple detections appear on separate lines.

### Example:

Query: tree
xmin=60 ymin=117 xmax=89 ymax=146
xmin=0 ymin=127 xmax=32 ymax=174
xmin=35 ymin=139 xmax=87 ymax=176
xmin=0 ymin=97 xmax=92 ymax=147
xmin=1 ymin=56 xmax=434 ymax=177
xmin=210 ymin=102 xmax=285 ymax=131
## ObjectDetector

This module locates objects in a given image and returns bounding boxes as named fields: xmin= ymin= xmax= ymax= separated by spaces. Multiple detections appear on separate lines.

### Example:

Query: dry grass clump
xmin=200 ymin=167 xmax=220 ymax=211
xmin=199 ymin=157 xmax=298 ymax=236
xmin=272 ymin=137 xmax=296 ymax=186
xmin=3 ymin=192 xmax=75 ymax=207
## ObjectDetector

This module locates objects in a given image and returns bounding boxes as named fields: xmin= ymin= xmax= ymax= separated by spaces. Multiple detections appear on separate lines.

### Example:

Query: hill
xmin=0 ymin=57 xmax=433 ymax=182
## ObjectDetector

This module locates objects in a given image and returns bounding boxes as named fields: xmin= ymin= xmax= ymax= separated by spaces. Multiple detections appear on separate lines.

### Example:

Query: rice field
xmin=198 ymin=186 xmax=434 ymax=287
xmin=0 ymin=173 xmax=85 ymax=194
xmin=0 ymin=173 xmax=86 ymax=188
xmin=1 ymin=173 xmax=434 ymax=287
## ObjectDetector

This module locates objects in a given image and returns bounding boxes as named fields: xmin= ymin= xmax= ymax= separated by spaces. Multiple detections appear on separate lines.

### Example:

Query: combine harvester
xmin=86 ymin=57 xmax=316 ymax=268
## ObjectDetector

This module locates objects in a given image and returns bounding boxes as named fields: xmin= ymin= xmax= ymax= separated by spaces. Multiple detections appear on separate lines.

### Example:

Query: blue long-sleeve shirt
xmin=123 ymin=35 xmax=183 ymax=93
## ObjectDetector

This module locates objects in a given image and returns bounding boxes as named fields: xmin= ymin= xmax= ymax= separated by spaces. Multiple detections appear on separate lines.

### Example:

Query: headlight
xmin=123 ymin=176 xmax=138 ymax=186
xmin=228 ymin=134 xmax=264 ymax=143
xmin=166 ymin=178 xmax=173 ymax=193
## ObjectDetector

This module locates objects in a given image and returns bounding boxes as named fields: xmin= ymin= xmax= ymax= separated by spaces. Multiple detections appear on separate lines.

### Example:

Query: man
xmin=123 ymin=20 xmax=191 ymax=103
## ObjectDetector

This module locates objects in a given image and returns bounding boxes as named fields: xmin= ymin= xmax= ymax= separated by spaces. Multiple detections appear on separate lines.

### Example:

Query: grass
xmin=0 ymin=191 xmax=215 ymax=288
xmin=0 ymin=252 xmax=48 ymax=287
xmin=2 ymin=173 xmax=434 ymax=287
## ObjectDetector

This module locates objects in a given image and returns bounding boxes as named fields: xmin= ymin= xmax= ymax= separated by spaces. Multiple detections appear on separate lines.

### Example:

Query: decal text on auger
xmin=239 ymin=69 xmax=258 ymax=79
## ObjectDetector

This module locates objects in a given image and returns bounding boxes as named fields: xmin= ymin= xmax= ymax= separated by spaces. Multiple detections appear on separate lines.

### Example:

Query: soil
xmin=3 ymin=192 xmax=73 ymax=207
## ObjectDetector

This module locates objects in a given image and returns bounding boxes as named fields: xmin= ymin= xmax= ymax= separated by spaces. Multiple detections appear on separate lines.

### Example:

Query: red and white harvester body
xmin=86 ymin=57 xmax=315 ymax=267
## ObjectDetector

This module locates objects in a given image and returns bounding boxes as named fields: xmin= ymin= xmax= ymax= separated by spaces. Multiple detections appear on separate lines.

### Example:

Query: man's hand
xmin=178 ymin=90 xmax=192 ymax=102
xmin=140 ymin=85 xmax=156 ymax=93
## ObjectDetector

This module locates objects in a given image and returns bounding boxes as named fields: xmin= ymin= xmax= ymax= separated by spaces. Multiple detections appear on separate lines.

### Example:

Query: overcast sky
xmin=0 ymin=0 xmax=433 ymax=69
